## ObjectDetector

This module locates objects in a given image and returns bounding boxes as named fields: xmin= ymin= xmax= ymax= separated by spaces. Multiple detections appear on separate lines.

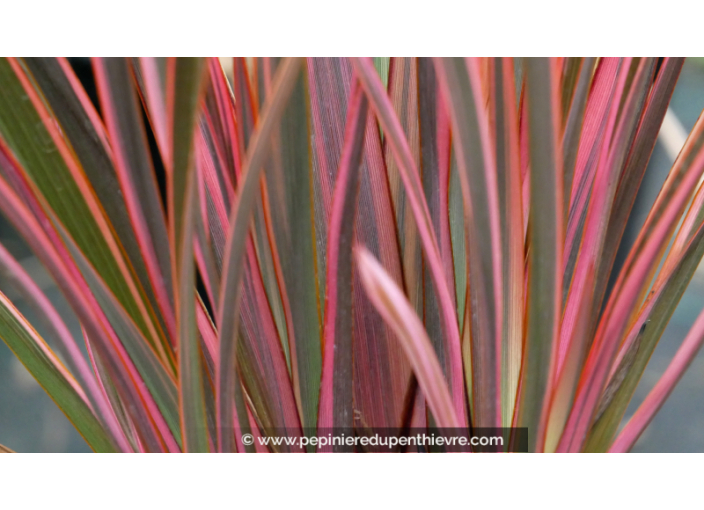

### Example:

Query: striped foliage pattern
xmin=0 ymin=57 xmax=701 ymax=452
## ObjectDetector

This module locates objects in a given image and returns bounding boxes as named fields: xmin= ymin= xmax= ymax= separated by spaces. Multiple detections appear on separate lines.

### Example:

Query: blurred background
xmin=0 ymin=58 xmax=703 ymax=452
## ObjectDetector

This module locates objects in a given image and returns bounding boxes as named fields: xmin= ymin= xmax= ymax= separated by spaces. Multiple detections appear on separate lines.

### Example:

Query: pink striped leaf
xmin=490 ymin=58 xmax=524 ymax=427
xmin=356 ymin=247 xmax=461 ymax=430
xmin=0 ymin=135 xmax=176 ymax=452
xmin=91 ymin=57 xmax=175 ymax=344
xmin=308 ymin=58 xmax=411 ymax=430
xmin=0 ymin=58 xmax=162 ymax=353
xmin=610 ymin=291 xmax=704 ymax=452
xmin=353 ymin=56 xmax=466 ymax=426
xmin=515 ymin=58 xmax=563 ymax=451
xmin=558 ymin=108 xmax=704 ymax=452
xmin=0 ymin=291 xmax=117 ymax=452
xmin=216 ymin=58 xmax=304 ymax=453
xmin=317 ymin=82 xmax=367 ymax=450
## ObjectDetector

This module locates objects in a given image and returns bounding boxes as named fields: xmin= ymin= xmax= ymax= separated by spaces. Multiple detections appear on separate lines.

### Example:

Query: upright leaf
xmin=309 ymin=58 xmax=412 ymax=429
xmin=357 ymin=248 xmax=461 ymax=429
xmin=91 ymin=57 xmax=175 ymax=343
xmin=217 ymin=58 xmax=304 ymax=453
xmin=434 ymin=58 xmax=504 ymax=428
xmin=317 ymin=83 xmax=367 ymax=450
xmin=353 ymin=57 xmax=466 ymax=425
xmin=167 ymin=57 xmax=209 ymax=452
xmin=260 ymin=65 xmax=322 ymax=431
xmin=517 ymin=58 xmax=563 ymax=451
xmin=0 ymin=58 xmax=159 ymax=354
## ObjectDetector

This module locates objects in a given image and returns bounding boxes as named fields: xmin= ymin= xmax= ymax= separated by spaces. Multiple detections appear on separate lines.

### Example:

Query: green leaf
xmin=0 ymin=292 xmax=117 ymax=453
xmin=58 ymin=225 xmax=182 ymax=449
xmin=317 ymin=82 xmax=367 ymax=446
xmin=310 ymin=58 xmax=413 ymax=429
xmin=0 ymin=58 xmax=156 ymax=348
xmin=169 ymin=57 xmax=210 ymax=453
xmin=356 ymin=247 xmax=460 ymax=429
xmin=435 ymin=57 xmax=504 ymax=428
xmin=517 ymin=58 xmax=562 ymax=450
xmin=91 ymin=57 xmax=175 ymax=344
xmin=217 ymin=58 xmax=304 ymax=453
xmin=261 ymin=65 xmax=322 ymax=431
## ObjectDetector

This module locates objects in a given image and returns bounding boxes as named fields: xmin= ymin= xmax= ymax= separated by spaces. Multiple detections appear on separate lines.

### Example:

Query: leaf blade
xmin=356 ymin=247 xmax=460 ymax=429
xmin=216 ymin=58 xmax=304 ymax=453
xmin=0 ymin=292 xmax=117 ymax=452
xmin=316 ymin=82 xmax=367 ymax=447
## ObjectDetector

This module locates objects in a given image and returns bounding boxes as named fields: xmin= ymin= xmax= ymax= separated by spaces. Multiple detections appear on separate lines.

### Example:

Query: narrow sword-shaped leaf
xmin=0 ymin=242 xmax=129 ymax=451
xmin=353 ymin=57 xmax=466 ymax=425
xmin=258 ymin=64 xmax=322 ymax=431
xmin=317 ymin=83 xmax=367 ymax=450
xmin=0 ymin=292 xmax=117 ymax=452
xmin=609 ymin=299 xmax=704 ymax=452
xmin=387 ymin=58 xmax=422 ymax=317
xmin=449 ymin=153 xmax=467 ymax=327
xmin=167 ymin=57 xmax=209 ymax=452
xmin=544 ymin=263 xmax=594 ymax=452
xmin=559 ymin=58 xmax=584 ymax=130
xmin=417 ymin=58 xmax=457 ymax=393
xmin=91 ymin=57 xmax=175 ymax=343
xmin=517 ymin=58 xmax=563 ymax=451
xmin=306 ymin=58 xmax=343 ymax=309
xmin=308 ymin=58 xmax=411 ymax=429
xmin=435 ymin=58 xmax=505 ymax=428
xmin=561 ymin=57 xmax=595 ymax=220
xmin=0 ymin=139 xmax=176 ymax=451
xmin=0 ymin=58 xmax=162 ymax=353
xmin=357 ymin=247 xmax=461 ymax=429
xmin=492 ymin=58 xmax=524 ymax=428
xmin=216 ymin=58 xmax=304 ymax=453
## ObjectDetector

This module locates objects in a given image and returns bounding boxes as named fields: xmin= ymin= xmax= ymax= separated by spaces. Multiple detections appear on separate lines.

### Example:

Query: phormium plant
xmin=0 ymin=57 xmax=701 ymax=452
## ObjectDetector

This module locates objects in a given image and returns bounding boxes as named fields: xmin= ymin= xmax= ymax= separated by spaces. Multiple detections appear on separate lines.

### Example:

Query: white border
xmin=1 ymin=0 xmax=701 ymax=56
xmin=0 ymin=454 xmax=699 ymax=508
